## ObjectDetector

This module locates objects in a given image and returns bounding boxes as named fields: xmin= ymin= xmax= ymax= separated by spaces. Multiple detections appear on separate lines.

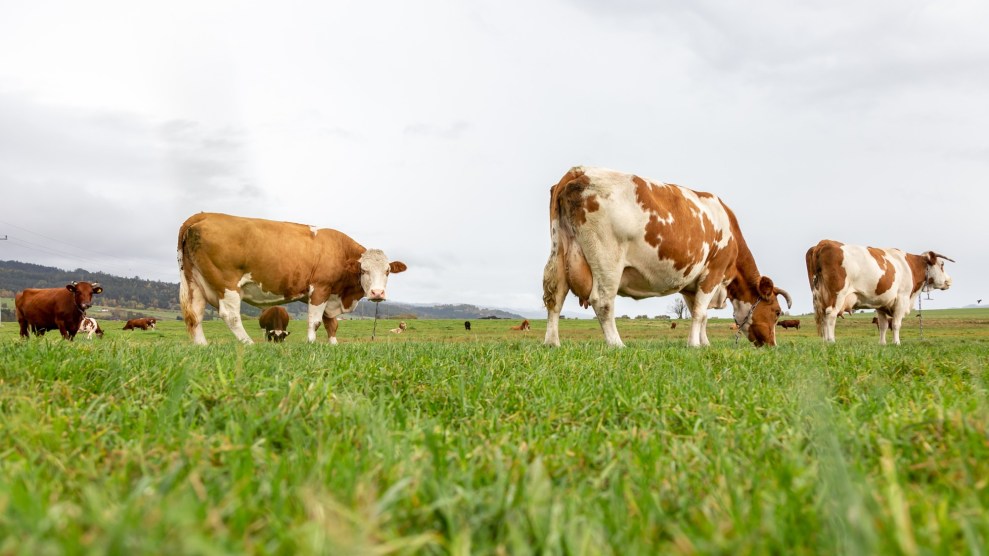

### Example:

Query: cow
xmin=15 ymin=281 xmax=103 ymax=340
xmin=871 ymin=315 xmax=893 ymax=329
xmin=80 ymin=317 xmax=105 ymax=339
xmin=728 ymin=323 xmax=739 ymax=331
xmin=670 ymin=322 xmax=677 ymax=329
xmin=178 ymin=212 xmax=407 ymax=345
xmin=806 ymin=239 xmax=953 ymax=344
xmin=777 ymin=319 xmax=800 ymax=330
xmin=123 ymin=317 xmax=157 ymax=330
xmin=259 ymin=306 xmax=291 ymax=342
xmin=389 ymin=321 xmax=408 ymax=334
xmin=464 ymin=320 xmax=471 ymax=331
xmin=511 ymin=319 xmax=531 ymax=331
xmin=543 ymin=167 xmax=791 ymax=348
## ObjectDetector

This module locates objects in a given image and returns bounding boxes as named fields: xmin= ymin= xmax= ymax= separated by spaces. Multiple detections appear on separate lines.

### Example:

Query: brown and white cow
xmin=80 ymin=317 xmax=105 ymax=339
xmin=178 ymin=212 xmax=407 ymax=345
xmin=123 ymin=317 xmax=157 ymax=330
xmin=259 ymin=306 xmax=291 ymax=342
xmin=777 ymin=319 xmax=800 ymax=330
xmin=806 ymin=239 xmax=953 ymax=344
xmin=511 ymin=319 xmax=531 ymax=331
xmin=15 ymin=282 xmax=103 ymax=340
xmin=543 ymin=167 xmax=791 ymax=347
xmin=389 ymin=321 xmax=408 ymax=334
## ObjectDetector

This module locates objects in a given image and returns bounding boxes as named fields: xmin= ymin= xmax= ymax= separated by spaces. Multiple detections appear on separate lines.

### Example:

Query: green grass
xmin=0 ymin=313 xmax=987 ymax=554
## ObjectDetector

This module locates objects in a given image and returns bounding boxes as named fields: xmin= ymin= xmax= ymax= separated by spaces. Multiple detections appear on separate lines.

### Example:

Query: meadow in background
xmin=1 ymin=310 xmax=987 ymax=554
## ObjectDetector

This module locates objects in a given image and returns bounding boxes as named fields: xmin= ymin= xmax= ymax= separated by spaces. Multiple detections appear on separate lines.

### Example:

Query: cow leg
xmin=306 ymin=301 xmax=329 ymax=343
xmin=681 ymin=292 xmax=712 ymax=347
xmin=588 ymin=271 xmax=623 ymax=348
xmin=889 ymin=310 xmax=906 ymax=345
xmin=542 ymin=252 xmax=568 ymax=347
xmin=181 ymin=276 xmax=209 ymax=345
xmin=822 ymin=306 xmax=840 ymax=343
xmin=876 ymin=311 xmax=890 ymax=345
xmin=218 ymin=290 xmax=254 ymax=344
xmin=321 ymin=315 xmax=339 ymax=345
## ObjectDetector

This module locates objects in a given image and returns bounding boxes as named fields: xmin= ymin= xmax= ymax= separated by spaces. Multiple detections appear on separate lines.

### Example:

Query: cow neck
xmin=905 ymin=253 xmax=929 ymax=295
xmin=724 ymin=215 xmax=763 ymax=305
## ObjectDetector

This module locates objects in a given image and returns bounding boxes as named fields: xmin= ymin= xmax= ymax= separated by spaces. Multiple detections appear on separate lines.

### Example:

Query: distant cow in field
xmin=670 ymin=322 xmax=677 ymax=329
xmin=389 ymin=321 xmax=408 ymax=334
xmin=511 ymin=319 xmax=531 ymax=331
xmin=178 ymin=212 xmax=406 ymax=345
xmin=871 ymin=315 xmax=893 ymax=329
xmin=807 ymin=239 xmax=953 ymax=344
xmin=80 ymin=317 xmax=105 ymax=339
xmin=123 ymin=317 xmax=157 ymax=331
xmin=464 ymin=321 xmax=471 ymax=331
xmin=777 ymin=319 xmax=800 ymax=330
xmin=15 ymin=281 xmax=103 ymax=340
xmin=259 ymin=306 xmax=291 ymax=342
xmin=728 ymin=323 xmax=739 ymax=331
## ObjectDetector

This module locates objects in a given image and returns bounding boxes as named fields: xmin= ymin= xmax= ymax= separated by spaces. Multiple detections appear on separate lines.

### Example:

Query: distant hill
xmin=0 ymin=260 xmax=523 ymax=320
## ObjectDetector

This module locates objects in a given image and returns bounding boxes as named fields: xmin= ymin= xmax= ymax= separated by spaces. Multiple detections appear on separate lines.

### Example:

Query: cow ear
xmin=926 ymin=251 xmax=938 ymax=265
xmin=93 ymin=287 xmax=103 ymax=294
xmin=66 ymin=283 xmax=77 ymax=292
xmin=389 ymin=261 xmax=408 ymax=274
xmin=758 ymin=276 xmax=775 ymax=301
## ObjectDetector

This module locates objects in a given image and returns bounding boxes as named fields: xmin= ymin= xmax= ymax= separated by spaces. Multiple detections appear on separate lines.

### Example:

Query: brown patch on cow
xmin=805 ymin=240 xmax=848 ymax=334
xmin=867 ymin=247 xmax=896 ymax=295
xmin=904 ymin=252 xmax=931 ymax=295
xmin=633 ymin=176 xmax=720 ymax=275
xmin=584 ymin=194 xmax=599 ymax=216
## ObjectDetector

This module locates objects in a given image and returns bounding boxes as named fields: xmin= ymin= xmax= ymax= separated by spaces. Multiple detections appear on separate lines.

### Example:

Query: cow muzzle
xmin=368 ymin=289 xmax=386 ymax=302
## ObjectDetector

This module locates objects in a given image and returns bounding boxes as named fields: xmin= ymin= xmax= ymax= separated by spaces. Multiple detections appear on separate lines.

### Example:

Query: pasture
xmin=0 ymin=310 xmax=987 ymax=554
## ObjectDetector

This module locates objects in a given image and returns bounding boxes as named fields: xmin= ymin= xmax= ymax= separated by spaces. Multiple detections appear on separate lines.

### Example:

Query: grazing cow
xmin=806 ymin=239 xmax=953 ymax=344
xmin=511 ymin=319 xmax=531 ymax=331
xmin=777 ymin=319 xmax=800 ymax=330
xmin=178 ymin=212 xmax=407 ymax=345
xmin=259 ymin=306 xmax=291 ymax=342
xmin=543 ymin=167 xmax=791 ymax=347
xmin=728 ymin=323 xmax=740 ymax=331
xmin=464 ymin=320 xmax=471 ymax=331
xmin=670 ymin=322 xmax=677 ymax=330
xmin=123 ymin=317 xmax=157 ymax=330
xmin=80 ymin=317 xmax=105 ymax=339
xmin=389 ymin=321 xmax=408 ymax=334
xmin=871 ymin=315 xmax=893 ymax=329
xmin=15 ymin=282 xmax=103 ymax=340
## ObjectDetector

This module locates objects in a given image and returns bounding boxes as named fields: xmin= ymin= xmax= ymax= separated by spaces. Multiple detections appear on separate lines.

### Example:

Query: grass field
xmin=1 ymin=310 xmax=987 ymax=554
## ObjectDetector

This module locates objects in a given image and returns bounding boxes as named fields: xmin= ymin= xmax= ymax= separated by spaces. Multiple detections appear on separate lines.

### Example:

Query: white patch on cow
xmin=237 ymin=272 xmax=294 ymax=305
xmin=310 ymin=225 xmax=319 ymax=237
xmin=359 ymin=249 xmax=394 ymax=300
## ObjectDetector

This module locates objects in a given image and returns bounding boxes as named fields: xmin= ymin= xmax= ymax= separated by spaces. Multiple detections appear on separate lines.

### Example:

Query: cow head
xmin=348 ymin=249 xmax=407 ymax=302
xmin=65 ymin=281 xmax=103 ymax=311
xmin=267 ymin=330 xmax=290 ymax=342
xmin=923 ymin=252 xmax=954 ymax=290
xmin=732 ymin=276 xmax=792 ymax=347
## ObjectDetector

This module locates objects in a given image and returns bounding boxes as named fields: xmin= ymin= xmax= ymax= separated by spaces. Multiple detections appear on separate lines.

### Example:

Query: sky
xmin=2 ymin=0 xmax=987 ymax=319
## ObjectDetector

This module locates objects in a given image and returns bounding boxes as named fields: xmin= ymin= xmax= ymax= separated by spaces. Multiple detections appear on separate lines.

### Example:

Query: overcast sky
xmin=2 ymin=0 xmax=987 ymax=318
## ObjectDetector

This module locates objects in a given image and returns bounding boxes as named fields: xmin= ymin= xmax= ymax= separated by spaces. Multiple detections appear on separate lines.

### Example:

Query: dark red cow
xmin=123 ymin=317 xmax=157 ymax=330
xmin=777 ymin=319 xmax=801 ymax=330
xmin=259 ymin=306 xmax=291 ymax=342
xmin=15 ymin=282 xmax=103 ymax=340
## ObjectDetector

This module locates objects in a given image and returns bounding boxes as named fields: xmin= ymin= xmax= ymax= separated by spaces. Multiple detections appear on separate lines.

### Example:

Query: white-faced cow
xmin=80 ymin=317 xmax=105 ymax=339
xmin=123 ymin=317 xmax=157 ymax=330
xmin=259 ymin=306 xmax=291 ymax=342
xmin=543 ymin=167 xmax=791 ymax=347
xmin=15 ymin=282 xmax=103 ymax=340
xmin=806 ymin=239 xmax=953 ymax=344
xmin=178 ymin=212 xmax=407 ymax=345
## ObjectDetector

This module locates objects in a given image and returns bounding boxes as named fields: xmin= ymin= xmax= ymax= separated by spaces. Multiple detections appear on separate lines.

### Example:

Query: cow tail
xmin=543 ymin=168 xmax=586 ymax=311
xmin=177 ymin=218 xmax=202 ymax=326
xmin=805 ymin=245 xmax=825 ymax=335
